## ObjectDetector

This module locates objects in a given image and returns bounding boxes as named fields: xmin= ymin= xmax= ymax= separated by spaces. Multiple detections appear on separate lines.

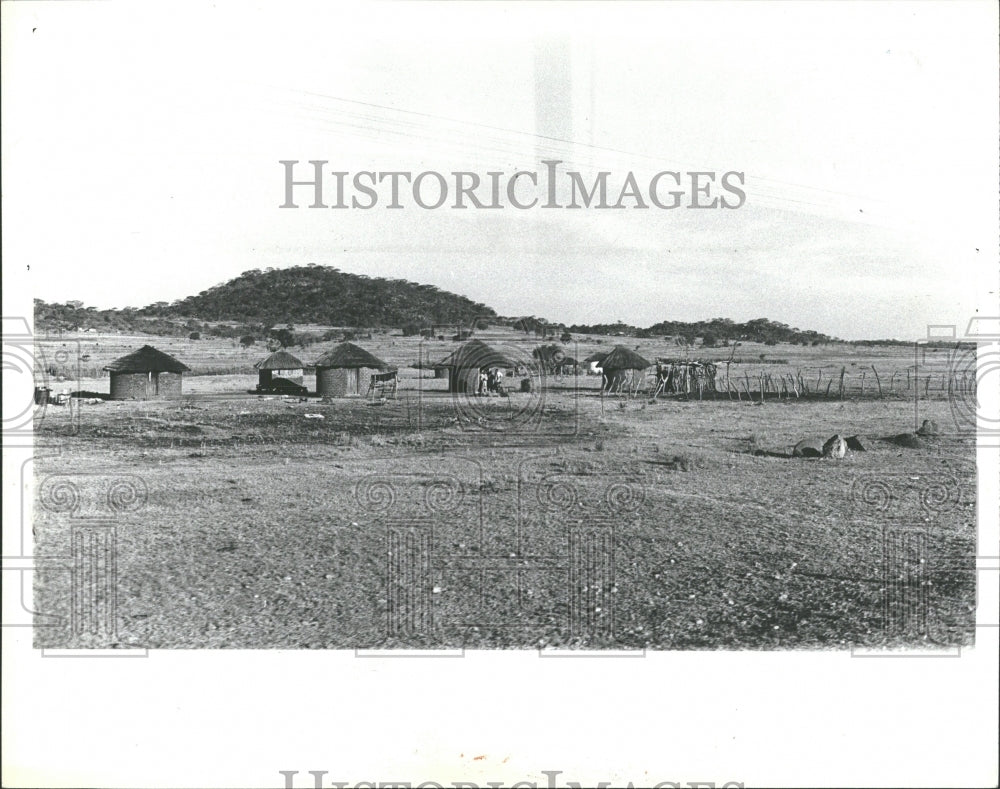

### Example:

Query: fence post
xmin=871 ymin=365 xmax=883 ymax=398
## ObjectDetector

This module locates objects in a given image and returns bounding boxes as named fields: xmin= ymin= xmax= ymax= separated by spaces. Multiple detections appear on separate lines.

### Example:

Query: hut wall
xmin=318 ymin=367 xmax=376 ymax=397
xmin=110 ymin=372 xmax=149 ymax=400
xmin=156 ymin=372 xmax=183 ymax=398
xmin=448 ymin=367 xmax=481 ymax=394
xmin=109 ymin=371 xmax=182 ymax=399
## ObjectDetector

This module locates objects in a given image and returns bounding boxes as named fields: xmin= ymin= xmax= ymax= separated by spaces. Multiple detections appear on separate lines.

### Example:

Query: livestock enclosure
xmin=32 ymin=329 xmax=978 ymax=650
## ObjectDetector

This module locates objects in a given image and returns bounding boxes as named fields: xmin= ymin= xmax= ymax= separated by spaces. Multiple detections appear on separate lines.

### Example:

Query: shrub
xmin=270 ymin=328 xmax=296 ymax=347
xmin=240 ymin=335 xmax=256 ymax=348
xmin=188 ymin=331 xmax=201 ymax=340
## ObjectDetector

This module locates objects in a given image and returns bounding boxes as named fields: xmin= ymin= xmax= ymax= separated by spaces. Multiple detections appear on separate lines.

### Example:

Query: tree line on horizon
xmin=33 ymin=265 xmax=920 ymax=346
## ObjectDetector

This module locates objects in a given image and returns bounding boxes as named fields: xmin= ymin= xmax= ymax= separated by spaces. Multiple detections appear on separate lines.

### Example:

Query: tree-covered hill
xmin=34 ymin=265 xmax=884 ymax=346
xmin=142 ymin=265 xmax=496 ymax=327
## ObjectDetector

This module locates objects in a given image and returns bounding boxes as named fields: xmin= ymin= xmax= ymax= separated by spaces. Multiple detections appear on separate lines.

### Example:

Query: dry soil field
xmin=32 ymin=330 xmax=977 ymax=650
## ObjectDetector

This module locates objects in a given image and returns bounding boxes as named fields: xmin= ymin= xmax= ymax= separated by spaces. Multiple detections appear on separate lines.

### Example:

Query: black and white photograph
xmin=3 ymin=2 xmax=998 ymax=787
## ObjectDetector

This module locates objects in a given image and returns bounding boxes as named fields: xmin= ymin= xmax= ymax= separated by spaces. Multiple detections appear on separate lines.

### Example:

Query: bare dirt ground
xmin=32 ymin=337 xmax=977 ymax=649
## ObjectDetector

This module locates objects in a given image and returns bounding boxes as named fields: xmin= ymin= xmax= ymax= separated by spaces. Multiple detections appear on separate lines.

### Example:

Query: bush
xmin=188 ymin=332 xmax=200 ymax=340
xmin=269 ymin=328 xmax=297 ymax=348
xmin=240 ymin=335 xmax=256 ymax=348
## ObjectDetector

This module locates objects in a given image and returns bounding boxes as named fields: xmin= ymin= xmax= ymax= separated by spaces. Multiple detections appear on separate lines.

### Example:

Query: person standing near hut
xmin=436 ymin=339 xmax=515 ymax=395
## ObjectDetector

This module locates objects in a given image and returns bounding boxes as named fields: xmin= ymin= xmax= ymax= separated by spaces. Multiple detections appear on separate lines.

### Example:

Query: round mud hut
xmin=437 ymin=339 xmax=514 ymax=394
xmin=314 ymin=343 xmax=390 ymax=397
xmin=599 ymin=346 xmax=652 ymax=392
xmin=104 ymin=345 xmax=190 ymax=400
xmin=254 ymin=350 xmax=304 ymax=390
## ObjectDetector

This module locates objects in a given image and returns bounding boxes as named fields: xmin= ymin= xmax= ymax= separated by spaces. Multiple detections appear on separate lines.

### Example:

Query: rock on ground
xmin=916 ymin=419 xmax=940 ymax=436
xmin=822 ymin=434 xmax=848 ymax=459
xmin=792 ymin=437 xmax=825 ymax=458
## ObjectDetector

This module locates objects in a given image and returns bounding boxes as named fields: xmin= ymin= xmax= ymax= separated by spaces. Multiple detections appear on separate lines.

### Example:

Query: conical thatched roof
xmin=599 ymin=345 xmax=652 ymax=370
xmin=437 ymin=339 xmax=513 ymax=370
xmin=254 ymin=350 xmax=304 ymax=370
xmin=104 ymin=345 xmax=189 ymax=373
xmin=314 ymin=342 xmax=389 ymax=369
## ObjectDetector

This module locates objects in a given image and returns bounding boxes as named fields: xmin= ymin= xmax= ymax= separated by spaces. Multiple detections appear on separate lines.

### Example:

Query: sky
xmin=2 ymin=1 xmax=997 ymax=339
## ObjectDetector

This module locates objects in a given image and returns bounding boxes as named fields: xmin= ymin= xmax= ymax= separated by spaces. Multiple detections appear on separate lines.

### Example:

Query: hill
xmin=34 ymin=264 xmax=909 ymax=346
xmin=143 ymin=265 xmax=496 ymax=327
xmin=34 ymin=266 xmax=497 ymax=336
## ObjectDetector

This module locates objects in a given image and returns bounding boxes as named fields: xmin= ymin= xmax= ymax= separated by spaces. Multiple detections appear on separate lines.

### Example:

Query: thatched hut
xmin=254 ymin=350 xmax=304 ymax=389
xmin=556 ymin=356 xmax=578 ymax=375
xmin=437 ymin=339 xmax=514 ymax=394
xmin=104 ymin=345 xmax=190 ymax=400
xmin=583 ymin=351 xmax=607 ymax=376
xmin=314 ymin=343 xmax=390 ymax=397
xmin=599 ymin=346 xmax=651 ymax=392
